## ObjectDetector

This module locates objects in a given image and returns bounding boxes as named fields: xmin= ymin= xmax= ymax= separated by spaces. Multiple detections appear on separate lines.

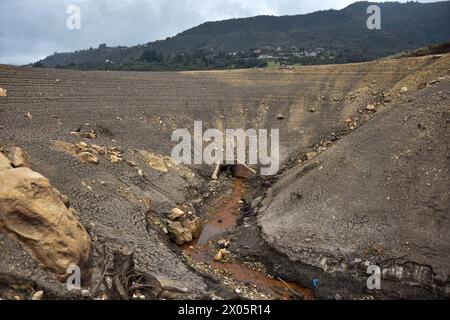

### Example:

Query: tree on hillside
xmin=139 ymin=50 xmax=163 ymax=63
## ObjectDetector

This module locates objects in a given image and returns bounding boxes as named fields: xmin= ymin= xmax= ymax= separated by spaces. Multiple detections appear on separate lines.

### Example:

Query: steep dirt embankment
xmin=0 ymin=54 xmax=449 ymax=299
xmin=257 ymin=56 xmax=450 ymax=299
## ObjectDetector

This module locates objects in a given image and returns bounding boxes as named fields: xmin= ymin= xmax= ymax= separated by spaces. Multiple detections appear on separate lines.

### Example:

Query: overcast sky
xmin=0 ymin=0 xmax=444 ymax=65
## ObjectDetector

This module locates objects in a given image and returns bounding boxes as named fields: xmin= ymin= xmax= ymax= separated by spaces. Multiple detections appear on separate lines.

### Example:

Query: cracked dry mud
xmin=0 ymin=53 xmax=449 ymax=300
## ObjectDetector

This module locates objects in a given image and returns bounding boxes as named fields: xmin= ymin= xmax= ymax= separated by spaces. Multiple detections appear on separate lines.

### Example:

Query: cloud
xmin=0 ymin=0 xmax=444 ymax=65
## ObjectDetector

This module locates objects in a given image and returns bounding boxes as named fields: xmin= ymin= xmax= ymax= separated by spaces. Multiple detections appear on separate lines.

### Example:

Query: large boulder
xmin=0 ymin=167 xmax=93 ymax=283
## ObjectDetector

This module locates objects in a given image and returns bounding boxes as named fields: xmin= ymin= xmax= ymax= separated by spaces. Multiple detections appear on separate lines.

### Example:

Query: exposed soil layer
xmin=0 ymin=54 xmax=449 ymax=299
xmin=257 ymin=68 xmax=450 ymax=299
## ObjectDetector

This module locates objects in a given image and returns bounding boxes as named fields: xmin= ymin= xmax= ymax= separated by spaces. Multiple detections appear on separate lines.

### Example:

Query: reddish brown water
xmin=196 ymin=179 xmax=245 ymax=245
xmin=185 ymin=178 xmax=312 ymax=300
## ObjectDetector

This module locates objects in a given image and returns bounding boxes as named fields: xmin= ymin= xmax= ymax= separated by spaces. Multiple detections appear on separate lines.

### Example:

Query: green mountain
xmin=35 ymin=1 xmax=450 ymax=71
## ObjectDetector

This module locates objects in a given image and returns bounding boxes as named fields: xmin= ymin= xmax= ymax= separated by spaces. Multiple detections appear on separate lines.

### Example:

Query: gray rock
xmin=251 ymin=196 xmax=263 ymax=209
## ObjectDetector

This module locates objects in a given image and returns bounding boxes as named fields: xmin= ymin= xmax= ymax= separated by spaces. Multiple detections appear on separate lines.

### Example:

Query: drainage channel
xmin=184 ymin=178 xmax=312 ymax=300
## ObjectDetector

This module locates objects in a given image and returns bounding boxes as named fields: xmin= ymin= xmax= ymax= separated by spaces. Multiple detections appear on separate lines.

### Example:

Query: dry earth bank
xmin=0 ymin=54 xmax=449 ymax=299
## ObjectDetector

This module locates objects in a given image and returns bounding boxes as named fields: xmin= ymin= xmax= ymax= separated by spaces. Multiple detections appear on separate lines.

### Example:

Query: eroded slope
xmin=258 ymin=65 xmax=450 ymax=297
xmin=0 ymin=54 xmax=449 ymax=298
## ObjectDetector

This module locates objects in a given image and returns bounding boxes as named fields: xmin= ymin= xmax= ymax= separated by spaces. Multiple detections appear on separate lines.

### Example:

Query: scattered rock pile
xmin=52 ymin=140 xmax=124 ymax=165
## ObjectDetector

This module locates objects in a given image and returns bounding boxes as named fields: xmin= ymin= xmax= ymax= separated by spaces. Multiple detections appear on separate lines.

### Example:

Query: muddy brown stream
xmin=185 ymin=178 xmax=312 ymax=300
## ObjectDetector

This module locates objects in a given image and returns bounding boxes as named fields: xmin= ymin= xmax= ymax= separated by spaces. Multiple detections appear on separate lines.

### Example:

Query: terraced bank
xmin=0 ymin=54 xmax=449 ymax=299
